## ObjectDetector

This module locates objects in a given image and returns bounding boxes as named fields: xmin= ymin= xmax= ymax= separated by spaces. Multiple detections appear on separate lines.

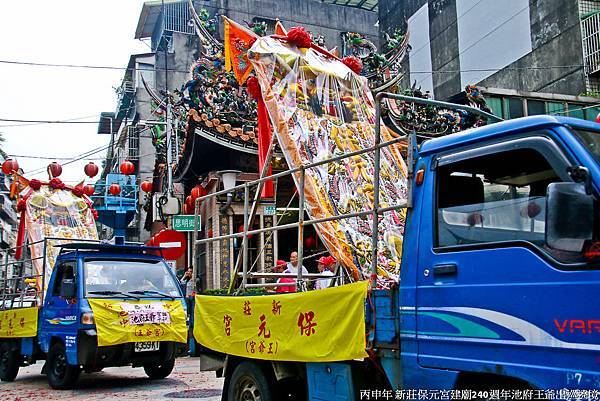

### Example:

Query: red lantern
xmin=119 ymin=160 xmax=135 ymax=175
xmin=84 ymin=162 xmax=99 ymax=178
xmin=237 ymin=224 xmax=254 ymax=239
xmin=595 ymin=112 xmax=600 ymax=124
xmin=305 ymin=236 xmax=316 ymax=249
xmin=140 ymin=180 xmax=153 ymax=193
xmin=2 ymin=159 xmax=18 ymax=175
xmin=48 ymin=162 xmax=62 ymax=178
xmin=191 ymin=185 xmax=207 ymax=199
xmin=207 ymin=229 xmax=213 ymax=238
xmin=185 ymin=195 xmax=194 ymax=209
xmin=83 ymin=184 xmax=95 ymax=196
xmin=109 ymin=183 xmax=121 ymax=195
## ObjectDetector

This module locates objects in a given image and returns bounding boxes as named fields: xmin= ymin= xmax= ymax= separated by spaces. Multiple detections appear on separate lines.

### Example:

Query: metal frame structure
xmin=191 ymin=93 xmax=501 ymax=293
xmin=0 ymin=237 xmax=104 ymax=310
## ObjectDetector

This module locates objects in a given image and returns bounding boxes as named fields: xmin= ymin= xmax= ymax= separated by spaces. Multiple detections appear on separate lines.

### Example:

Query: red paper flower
xmin=29 ymin=179 xmax=42 ymax=191
xmin=49 ymin=178 xmax=65 ymax=190
xmin=16 ymin=199 xmax=26 ymax=213
xmin=287 ymin=26 xmax=312 ymax=48
xmin=342 ymin=56 xmax=363 ymax=74
xmin=246 ymin=76 xmax=261 ymax=100
xmin=72 ymin=185 xmax=84 ymax=197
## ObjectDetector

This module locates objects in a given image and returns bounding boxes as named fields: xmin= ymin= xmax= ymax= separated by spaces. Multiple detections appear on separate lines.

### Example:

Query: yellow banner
xmin=0 ymin=307 xmax=38 ymax=338
xmin=88 ymin=299 xmax=187 ymax=347
xmin=194 ymin=281 xmax=369 ymax=362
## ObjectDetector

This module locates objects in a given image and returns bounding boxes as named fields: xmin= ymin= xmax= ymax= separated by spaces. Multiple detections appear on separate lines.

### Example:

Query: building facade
xmin=380 ymin=0 xmax=600 ymax=100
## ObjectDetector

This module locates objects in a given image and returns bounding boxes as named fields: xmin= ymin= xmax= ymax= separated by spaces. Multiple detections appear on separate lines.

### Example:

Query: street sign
xmin=151 ymin=229 xmax=186 ymax=260
xmin=172 ymin=215 xmax=202 ymax=232
xmin=263 ymin=205 xmax=276 ymax=216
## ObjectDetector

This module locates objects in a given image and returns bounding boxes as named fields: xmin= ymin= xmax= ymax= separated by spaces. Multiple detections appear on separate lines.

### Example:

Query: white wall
xmin=457 ymin=0 xmax=532 ymax=88
xmin=408 ymin=3 xmax=434 ymax=96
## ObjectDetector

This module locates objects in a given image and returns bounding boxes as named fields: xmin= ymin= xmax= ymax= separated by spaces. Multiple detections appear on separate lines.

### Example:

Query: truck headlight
xmin=81 ymin=312 xmax=95 ymax=325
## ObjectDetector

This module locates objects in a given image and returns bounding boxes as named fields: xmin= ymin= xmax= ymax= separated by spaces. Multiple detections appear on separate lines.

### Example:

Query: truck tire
xmin=47 ymin=343 xmax=80 ymax=389
xmin=227 ymin=361 xmax=274 ymax=401
xmin=0 ymin=342 xmax=19 ymax=382
xmin=143 ymin=357 xmax=175 ymax=379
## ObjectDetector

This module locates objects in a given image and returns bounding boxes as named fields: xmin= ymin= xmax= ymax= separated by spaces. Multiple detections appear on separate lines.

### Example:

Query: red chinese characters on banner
xmin=243 ymin=301 xmax=252 ymax=316
xmin=223 ymin=314 xmax=232 ymax=336
xmin=258 ymin=314 xmax=271 ymax=338
xmin=298 ymin=311 xmax=317 ymax=336
xmin=272 ymin=300 xmax=281 ymax=315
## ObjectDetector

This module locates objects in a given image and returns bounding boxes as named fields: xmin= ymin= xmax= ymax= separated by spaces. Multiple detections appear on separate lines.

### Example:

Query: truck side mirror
xmin=59 ymin=278 xmax=76 ymax=299
xmin=546 ymin=182 xmax=594 ymax=252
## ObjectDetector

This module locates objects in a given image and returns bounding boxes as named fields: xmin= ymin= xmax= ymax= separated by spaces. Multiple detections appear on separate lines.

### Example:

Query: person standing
xmin=314 ymin=256 xmax=335 ymax=290
xmin=285 ymin=251 xmax=309 ymax=276
xmin=274 ymin=260 xmax=296 ymax=293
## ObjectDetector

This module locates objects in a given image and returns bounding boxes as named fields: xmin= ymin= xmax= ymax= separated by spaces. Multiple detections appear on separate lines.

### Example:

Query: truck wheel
xmin=227 ymin=361 xmax=273 ymax=401
xmin=0 ymin=342 xmax=19 ymax=382
xmin=143 ymin=357 xmax=175 ymax=379
xmin=47 ymin=343 xmax=80 ymax=389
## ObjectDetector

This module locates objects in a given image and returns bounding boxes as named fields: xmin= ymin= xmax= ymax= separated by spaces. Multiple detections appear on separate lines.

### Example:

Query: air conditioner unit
xmin=152 ymin=193 xmax=181 ymax=221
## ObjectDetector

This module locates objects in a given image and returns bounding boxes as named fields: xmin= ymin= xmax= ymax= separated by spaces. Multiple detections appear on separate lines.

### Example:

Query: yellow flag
xmin=194 ymin=281 xmax=369 ymax=362
xmin=88 ymin=299 xmax=187 ymax=347
xmin=0 ymin=307 xmax=38 ymax=338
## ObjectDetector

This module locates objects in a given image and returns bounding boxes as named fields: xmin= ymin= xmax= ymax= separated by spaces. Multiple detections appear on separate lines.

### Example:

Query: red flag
xmin=223 ymin=16 xmax=258 ymax=84
xmin=274 ymin=20 xmax=287 ymax=36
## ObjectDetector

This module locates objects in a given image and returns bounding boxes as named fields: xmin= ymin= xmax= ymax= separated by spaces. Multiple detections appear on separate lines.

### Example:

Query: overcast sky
xmin=0 ymin=1 xmax=149 ymax=184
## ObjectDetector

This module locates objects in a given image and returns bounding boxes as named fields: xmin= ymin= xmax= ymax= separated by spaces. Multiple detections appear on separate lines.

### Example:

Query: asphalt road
xmin=0 ymin=357 xmax=224 ymax=401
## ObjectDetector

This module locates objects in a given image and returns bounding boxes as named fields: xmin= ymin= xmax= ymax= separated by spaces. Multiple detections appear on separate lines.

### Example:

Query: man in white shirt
xmin=314 ymin=256 xmax=335 ymax=290
xmin=285 ymin=251 xmax=309 ymax=276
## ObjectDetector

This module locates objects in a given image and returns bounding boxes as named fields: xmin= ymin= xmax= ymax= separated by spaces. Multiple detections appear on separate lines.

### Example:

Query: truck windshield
xmin=573 ymin=129 xmax=600 ymax=164
xmin=84 ymin=260 xmax=181 ymax=298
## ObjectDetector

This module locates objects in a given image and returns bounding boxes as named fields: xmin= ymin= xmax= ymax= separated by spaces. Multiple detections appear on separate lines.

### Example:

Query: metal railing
xmin=191 ymin=93 xmax=500 ymax=293
xmin=582 ymin=11 xmax=600 ymax=75
xmin=0 ymin=237 xmax=103 ymax=310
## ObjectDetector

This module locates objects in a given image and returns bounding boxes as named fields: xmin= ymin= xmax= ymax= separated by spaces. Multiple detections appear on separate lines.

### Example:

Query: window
xmin=507 ymin=98 xmax=524 ymax=118
xmin=573 ymin=129 xmax=600 ymax=164
xmin=52 ymin=262 xmax=75 ymax=297
xmin=486 ymin=97 xmax=504 ymax=118
xmin=436 ymin=147 xmax=562 ymax=248
xmin=527 ymin=100 xmax=545 ymax=116
xmin=568 ymin=103 xmax=585 ymax=120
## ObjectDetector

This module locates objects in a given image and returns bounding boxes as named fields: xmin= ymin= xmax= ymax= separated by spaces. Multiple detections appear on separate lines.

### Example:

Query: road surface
xmin=0 ymin=357 xmax=223 ymax=401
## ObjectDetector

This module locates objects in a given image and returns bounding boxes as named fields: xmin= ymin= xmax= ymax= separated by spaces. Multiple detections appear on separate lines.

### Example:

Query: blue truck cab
xmin=0 ymin=243 xmax=187 ymax=389
xmin=211 ymin=115 xmax=600 ymax=400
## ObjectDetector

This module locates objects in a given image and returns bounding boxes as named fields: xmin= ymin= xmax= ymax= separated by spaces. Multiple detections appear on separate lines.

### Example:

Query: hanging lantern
xmin=109 ymin=183 xmax=121 ymax=195
xmin=84 ymin=162 xmax=99 ymax=178
xmin=305 ymin=236 xmax=316 ymax=249
xmin=190 ymin=185 xmax=207 ymax=200
xmin=83 ymin=184 xmax=95 ymax=197
xmin=185 ymin=195 xmax=194 ymax=209
xmin=119 ymin=160 xmax=135 ymax=175
xmin=2 ymin=159 xmax=18 ymax=175
xmin=237 ymin=224 xmax=254 ymax=239
xmin=595 ymin=112 xmax=600 ymax=124
xmin=48 ymin=162 xmax=62 ymax=178
xmin=140 ymin=180 xmax=153 ymax=193
xmin=207 ymin=229 xmax=213 ymax=238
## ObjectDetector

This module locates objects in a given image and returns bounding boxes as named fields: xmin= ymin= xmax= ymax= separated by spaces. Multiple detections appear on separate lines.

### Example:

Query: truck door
xmin=40 ymin=261 xmax=79 ymax=352
xmin=416 ymin=133 xmax=600 ymax=389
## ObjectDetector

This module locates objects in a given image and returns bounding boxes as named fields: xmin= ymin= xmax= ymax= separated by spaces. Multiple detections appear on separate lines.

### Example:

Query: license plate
xmin=134 ymin=341 xmax=160 ymax=352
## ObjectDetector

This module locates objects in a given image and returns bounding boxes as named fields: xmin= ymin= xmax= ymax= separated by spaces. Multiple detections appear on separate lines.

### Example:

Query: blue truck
xmin=194 ymin=96 xmax=600 ymax=400
xmin=0 ymin=242 xmax=188 ymax=389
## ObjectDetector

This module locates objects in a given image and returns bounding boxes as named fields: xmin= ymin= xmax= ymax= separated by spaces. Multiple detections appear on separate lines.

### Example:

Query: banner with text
xmin=0 ymin=307 xmax=38 ymax=338
xmin=194 ymin=281 xmax=368 ymax=362
xmin=88 ymin=299 xmax=187 ymax=347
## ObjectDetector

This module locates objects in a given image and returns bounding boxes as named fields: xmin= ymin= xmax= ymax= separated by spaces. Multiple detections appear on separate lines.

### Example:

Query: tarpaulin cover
xmin=25 ymin=187 xmax=98 ymax=292
xmin=248 ymin=37 xmax=408 ymax=287
xmin=194 ymin=281 xmax=368 ymax=362
xmin=88 ymin=299 xmax=187 ymax=347
xmin=0 ymin=307 xmax=38 ymax=338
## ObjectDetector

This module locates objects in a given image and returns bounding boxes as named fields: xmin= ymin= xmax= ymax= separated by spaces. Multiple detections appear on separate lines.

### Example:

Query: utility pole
xmin=166 ymin=102 xmax=173 ymax=195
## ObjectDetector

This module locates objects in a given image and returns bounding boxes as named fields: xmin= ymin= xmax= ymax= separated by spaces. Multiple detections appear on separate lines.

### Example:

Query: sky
xmin=0 ymin=0 xmax=150 ymax=185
